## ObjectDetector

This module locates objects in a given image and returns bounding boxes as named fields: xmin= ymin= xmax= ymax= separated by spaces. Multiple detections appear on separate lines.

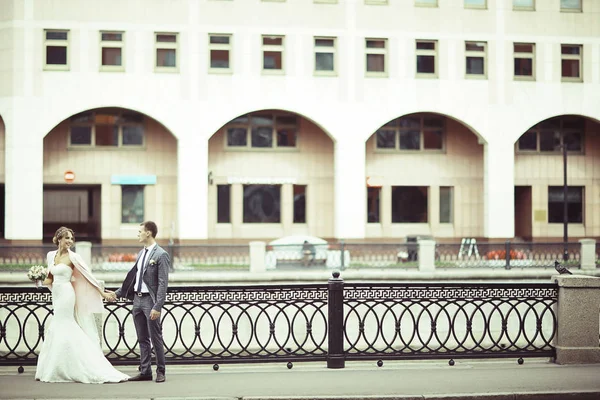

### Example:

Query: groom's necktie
xmin=136 ymin=248 xmax=149 ymax=293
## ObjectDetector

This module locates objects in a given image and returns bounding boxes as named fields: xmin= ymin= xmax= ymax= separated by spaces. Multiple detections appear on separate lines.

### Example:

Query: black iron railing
xmin=0 ymin=276 xmax=557 ymax=368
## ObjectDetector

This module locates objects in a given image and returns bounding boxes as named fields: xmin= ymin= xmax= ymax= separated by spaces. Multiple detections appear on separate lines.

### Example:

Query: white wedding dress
xmin=35 ymin=263 xmax=129 ymax=383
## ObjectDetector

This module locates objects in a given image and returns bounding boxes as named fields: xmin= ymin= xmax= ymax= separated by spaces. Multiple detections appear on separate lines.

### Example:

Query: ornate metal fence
xmin=0 ymin=276 xmax=558 ymax=368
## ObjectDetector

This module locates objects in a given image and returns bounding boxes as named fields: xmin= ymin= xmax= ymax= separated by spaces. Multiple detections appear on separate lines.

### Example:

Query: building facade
xmin=0 ymin=0 xmax=599 ymax=243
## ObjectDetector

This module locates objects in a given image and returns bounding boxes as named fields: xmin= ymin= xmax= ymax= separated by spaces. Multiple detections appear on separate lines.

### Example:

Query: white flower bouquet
xmin=27 ymin=265 xmax=48 ymax=288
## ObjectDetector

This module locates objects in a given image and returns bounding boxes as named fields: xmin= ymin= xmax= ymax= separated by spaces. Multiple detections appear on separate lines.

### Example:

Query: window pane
xmin=156 ymin=34 xmax=177 ymax=43
xmin=563 ymin=131 xmax=582 ymax=151
xmin=416 ymin=0 xmax=437 ymax=4
xmin=399 ymin=130 xmax=420 ymax=150
xmin=102 ymin=47 xmax=122 ymax=66
xmin=276 ymin=115 xmax=296 ymax=125
xmin=517 ymin=131 xmax=537 ymax=150
xmin=561 ymin=45 xmax=581 ymax=55
xmin=95 ymin=125 xmax=118 ymax=146
xmin=227 ymin=127 xmax=247 ymax=146
xmin=277 ymin=128 xmax=296 ymax=147
xmin=46 ymin=46 xmax=67 ymax=65
xmin=293 ymin=185 xmax=306 ymax=223
xmin=121 ymin=112 xmax=144 ymax=124
xmin=561 ymin=0 xmax=581 ymax=9
xmin=440 ymin=186 xmax=453 ymax=223
xmin=71 ymin=112 xmax=93 ymax=123
xmin=252 ymin=114 xmax=273 ymax=126
xmin=156 ymin=49 xmax=176 ymax=67
xmin=243 ymin=185 xmax=281 ymax=223
xmin=466 ymin=42 xmax=485 ymax=52
xmin=217 ymin=185 xmax=231 ymax=223
xmin=391 ymin=186 xmax=428 ymax=223
xmin=513 ymin=0 xmax=534 ymax=7
xmin=366 ymin=40 xmax=385 ymax=49
xmin=423 ymin=130 xmax=443 ymax=149
xmin=263 ymin=51 xmax=282 ymax=69
xmin=465 ymin=0 xmax=486 ymax=6
xmin=399 ymin=117 xmax=420 ymax=128
xmin=539 ymin=130 xmax=560 ymax=152
xmin=561 ymin=59 xmax=580 ymax=78
xmin=101 ymin=33 xmax=122 ymax=41
xmin=416 ymin=55 xmax=435 ymax=74
xmin=315 ymin=52 xmax=334 ymax=71
xmin=122 ymin=125 xmax=144 ymax=145
xmin=366 ymin=54 xmax=385 ymax=72
xmin=423 ymin=117 xmax=443 ymax=128
xmin=416 ymin=42 xmax=435 ymax=50
xmin=376 ymin=129 xmax=396 ymax=149
xmin=46 ymin=31 xmax=68 ymax=40
xmin=121 ymin=185 xmax=144 ymax=224
xmin=315 ymin=38 xmax=334 ymax=47
xmin=210 ymin=50 xmax=230 ymax=68
xmin=548 ymin=186 xmax=583 ymax=223
xmin=562 ymin=118 xmax=584 ymax=130
xmin=367 ymin=187 xmax=380 ymax=223
xmin=70 ymin=126 xmax=92 ymax=145
xmin=466 ymin=57 xmax=485 ymax=74
xmin=210 ymin=36 xmax=230 ymax=44
xmin=251 ymin=127 xmax=273 ymax=147
xmin=514 ymin=43 xmax=533 ymax=53
xmin=263 ymin=37 xmax=283 ymax=46
xmin=514 ymin=58 xmax=533 ymax=76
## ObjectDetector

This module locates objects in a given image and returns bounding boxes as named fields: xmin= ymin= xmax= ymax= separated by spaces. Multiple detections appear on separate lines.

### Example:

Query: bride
xmin=35 ymin=226 xmax=129 ymax=384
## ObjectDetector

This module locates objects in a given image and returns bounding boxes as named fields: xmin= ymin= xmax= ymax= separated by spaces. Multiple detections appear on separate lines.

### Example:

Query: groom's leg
xmin=132 ymin=297 xmax=152 ymax=376
xmin=147 ymin=311 xmax=166 ymax=375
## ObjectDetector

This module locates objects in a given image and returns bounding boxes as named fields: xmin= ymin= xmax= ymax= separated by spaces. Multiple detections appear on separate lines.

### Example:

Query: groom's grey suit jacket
xmin=115 ymin=245 xmax=170 ymax=312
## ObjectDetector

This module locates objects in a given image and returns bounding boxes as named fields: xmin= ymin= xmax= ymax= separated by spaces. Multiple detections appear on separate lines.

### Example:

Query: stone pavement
xmin=1 ymin=359 xmax=600 ymax=400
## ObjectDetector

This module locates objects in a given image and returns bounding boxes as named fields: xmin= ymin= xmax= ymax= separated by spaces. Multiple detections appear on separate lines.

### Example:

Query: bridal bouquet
xmin=27 ymin=265 xmax=48 ymax=287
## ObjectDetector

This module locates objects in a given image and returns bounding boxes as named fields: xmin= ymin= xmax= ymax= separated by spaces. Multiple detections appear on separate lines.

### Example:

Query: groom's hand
xmin=103 ymin=290 xmax=117 ymax=302
xmin=150 ymin=310 xmax=160 ymax=321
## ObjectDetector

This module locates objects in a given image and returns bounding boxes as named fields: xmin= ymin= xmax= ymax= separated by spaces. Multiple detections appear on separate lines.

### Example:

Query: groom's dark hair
xmin=141 ymin=221 xmax=158 ymax=238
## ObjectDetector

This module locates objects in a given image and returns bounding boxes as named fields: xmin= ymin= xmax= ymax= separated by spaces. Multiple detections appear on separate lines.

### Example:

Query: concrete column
xmin=483 ymin=140 xmax=514 ymax=238
xmin=249 ymin=241 xmax=266 ymax=273
xmin=418 ymin=239 xmax=436 ymax=272
xmin=177 ymin=135 xmax=208 ymax=240
xmin=5 ymin=114 xmax=44 ymax=240
xmin=75 ymin=241 xmax=93 ymax=270
xmin=334 ymin=138 xmax=365 ymax=239
xmin=579 ymin=239 xmax=596 ymax=271
xmin=554 ymin=275 xmax=600 ymax=364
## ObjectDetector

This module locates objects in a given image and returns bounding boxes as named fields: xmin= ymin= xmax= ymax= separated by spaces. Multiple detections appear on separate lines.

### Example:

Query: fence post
xmin=504 ymin=241 xmax=511 ymax=270
xmin=249 ymin=241 xmax=266 ymax=273
xmin=554 ymin=275 xmax=600 ymax=364
xmin=76 ymin=241 xmax=93 ymax=270
xmin=418 ymin=239 xmax=436 ymax=272
xmin=327 ymin=271 xmax=345 ymax=369
xmin=579 ymin=239 xmax=596 ymax=271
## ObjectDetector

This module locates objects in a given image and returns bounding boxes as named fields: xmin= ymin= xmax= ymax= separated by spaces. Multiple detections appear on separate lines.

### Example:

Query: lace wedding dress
xmin=35 ymin=263 xmax=129 ymax=383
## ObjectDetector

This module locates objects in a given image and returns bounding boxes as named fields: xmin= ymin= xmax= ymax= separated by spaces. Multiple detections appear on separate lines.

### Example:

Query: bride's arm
xmin=43 ymin=271 xmax=54 ymax=286
xmin=71 ymin=251 xmax=113 ymax=298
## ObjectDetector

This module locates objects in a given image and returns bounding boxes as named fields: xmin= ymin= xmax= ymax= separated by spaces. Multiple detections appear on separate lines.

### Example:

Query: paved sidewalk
xmin=1 ymin=359 xmax=600 ymax=400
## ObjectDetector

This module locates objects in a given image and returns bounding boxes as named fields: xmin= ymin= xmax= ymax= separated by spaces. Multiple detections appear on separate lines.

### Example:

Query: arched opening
xmin=0 ymin=115 xmax=5 ymax=239
xmin=514 ymin=115 xmax=600 ymax=241
xmin=207 ymin=109 xmax=334 ymax=240
xmin=43 ymin=107 xmax=177 ymax=243
xmin=365 ymin=112 xmax=484 ymax=240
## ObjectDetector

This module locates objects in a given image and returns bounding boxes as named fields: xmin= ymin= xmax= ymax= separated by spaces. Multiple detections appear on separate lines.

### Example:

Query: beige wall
xmin=207 ymin=115 xmax=334 ymax=240
xmin=42 ymin=115 xmax=178 ymax=241
xmin=365 ymin=117 xmax=484 ymax=239
xmin=515 ymin=119 xmax=600 ymax=239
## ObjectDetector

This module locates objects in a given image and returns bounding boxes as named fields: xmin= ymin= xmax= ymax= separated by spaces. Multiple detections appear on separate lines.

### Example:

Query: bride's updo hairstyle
xmin=52 ymin=226 xmax=75 ymax=246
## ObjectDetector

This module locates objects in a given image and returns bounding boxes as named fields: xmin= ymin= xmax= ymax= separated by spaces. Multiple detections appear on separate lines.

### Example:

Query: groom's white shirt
xmin=135 ymin=243 xmax=156 ymax=293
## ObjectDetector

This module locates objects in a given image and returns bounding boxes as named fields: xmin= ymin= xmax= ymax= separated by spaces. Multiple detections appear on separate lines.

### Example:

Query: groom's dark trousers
xmin=133 ymin=294 xmax=166 ymax=376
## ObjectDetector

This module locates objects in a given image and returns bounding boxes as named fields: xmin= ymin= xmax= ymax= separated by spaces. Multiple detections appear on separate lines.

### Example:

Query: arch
xmin=362 ymin=109 xmax=487 ymax=145
xmin=39 ymin=102 xmax=179 ymax=140
xmin=204 ymin=106 xmax=337 ymax=143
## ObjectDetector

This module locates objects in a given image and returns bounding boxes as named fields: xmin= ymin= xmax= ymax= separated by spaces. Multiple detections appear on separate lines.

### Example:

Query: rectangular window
xmin=217 ymin=185 xmax=231 ymax=223
xmin=293 ymin=185 xmax=306 ymax=223
xmin=377 ymin=114 xmax=444 ymax=152
xmin=365 ymin=38 xmax=387 ymax=77
xmin=209 ymin=34 xmax=232 ymax=73
xmin=100 ymin=31 xmax=124 ymax=71
xmin=44 ymin=30 xmax=69 ymax=70
xmin=225 ymin=113 xmax=297 ymax=149
xmin=440 ymin=186 xmax=453 ymax=223
xmin=513 ymin=0 xmax=534 ymax=10
xmin=155 ymin=33 xmax=178 ymax=71
xmin=314 ymin=37 xmax=336 ymax=75
xmin=514 ymin=43 xmax=535 ymax=80
xmin=465 ymin=41 xmax=487 ymax=78
xmin=560 ymin=0 xmax=581 ymax=12
xmin=122 ymin=185 xmax=144 ymax=224
xmin=464 ymin=0 xmax=486 ymax=8
xmin=69 ymin=110 xmax=145 ymax=148
xmin=367 ymin=187 xmax=381 ymax=223
xmin=243 ymin=185 xmax=281 ymax=223
xmin=392 ymin=186 xmax=428 ymax=223
xmin=262 ymin=35 xmax=284 ymax=73
xmin=561 ymin=44 xmax=582 ymax=82
xmin=517 ymin=117 xmax=584 ymax=153
xmin=416 ymin=40 xmax=437 ymax=77
xmin=415 ymin=0 xmax=438 ymax=6
xmin=365 ymin=0 xmax=388 ymax=4
xmin=548 ymin=186 xmax=583 ymax=223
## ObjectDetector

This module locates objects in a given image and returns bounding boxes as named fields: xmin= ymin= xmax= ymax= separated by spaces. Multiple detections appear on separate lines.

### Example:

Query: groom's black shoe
xmin=128 ymin=373 xmax=153 ymax=382
xmin=155 ymin=372 xmax=166 ymax=383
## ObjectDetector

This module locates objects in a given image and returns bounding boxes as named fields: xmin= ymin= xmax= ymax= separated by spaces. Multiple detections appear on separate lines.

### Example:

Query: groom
xmin=107 ymin=221 xmax=170 ymax=383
